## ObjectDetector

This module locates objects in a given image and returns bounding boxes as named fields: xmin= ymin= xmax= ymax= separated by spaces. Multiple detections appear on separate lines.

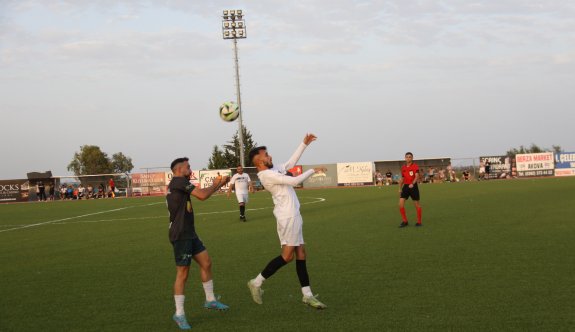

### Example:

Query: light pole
xmin=222 ymin=9 xmax=247 ymax=167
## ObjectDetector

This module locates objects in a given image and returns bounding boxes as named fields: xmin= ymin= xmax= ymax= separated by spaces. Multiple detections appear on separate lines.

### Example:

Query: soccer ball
xmin=219 ymin=101 xmax=240 ymax=122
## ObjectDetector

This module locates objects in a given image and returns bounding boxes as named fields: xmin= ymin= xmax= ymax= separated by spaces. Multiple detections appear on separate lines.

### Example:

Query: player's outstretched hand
xmin=221 ymin=175 xmax=230 ymax=185
xmin=303 ymin=133 xmax=317 ymax=145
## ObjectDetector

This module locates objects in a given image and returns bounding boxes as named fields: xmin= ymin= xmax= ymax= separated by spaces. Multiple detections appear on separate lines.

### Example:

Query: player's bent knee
xmin=201 ymin=259 xmax=212 ymax=270
xmin=281 ymin=253 xmax=295 ymax=263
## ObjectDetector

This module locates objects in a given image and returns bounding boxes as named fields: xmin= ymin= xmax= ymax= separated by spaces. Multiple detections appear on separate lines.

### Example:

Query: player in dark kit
xmin=167 ymin=157 xmax=230 ymax=330
xmin=398 ymin=152 xmax=423 ymax=227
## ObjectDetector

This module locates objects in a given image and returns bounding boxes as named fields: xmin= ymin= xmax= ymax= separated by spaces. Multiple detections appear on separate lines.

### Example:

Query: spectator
xmin=428 ymin=167 xmax=435 ymax=183
xmin=60 ymin=185 xmax=67 ymax=200
xmin=462 ymin=170 xmax=471 ymax=181
xmin=385 ymin=170 xmax=393 ymax=186
xmin=48 ymin=182 xmax=55 ymax=201
xmin=484 ymin=161 xmax=491 ymax=180
xmin=439 ymin=169 xmax=446 ymax=182
xmin=98 ymin=183 xmax=105 ymax=198
xmin=375 ymin=170 xmax=384 ymax=186
xmin=37 ymin=181 xmax=47 ymax=201
xmin=87 ymin=184 xmax=94 ymax=199
xmin=447 ymin=164 xmax=457 ymax=182
xmin=35 ymin=182 xmax=41 ymax=201
xmin=78 ymin=184 xmax=85 ymax=199
xmin=67 ymin=185 xmax=74 ymax=200
xmin=479 ymin=160 xmax=485 ymax=180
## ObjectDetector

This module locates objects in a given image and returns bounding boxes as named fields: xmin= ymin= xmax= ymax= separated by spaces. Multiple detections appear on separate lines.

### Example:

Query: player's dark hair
xmin=170 ymin=157 xmax=189 ymax=171
xmin=249 ymin=146 xmax=267 ymax=162
xmin=405 ymin=152 xmax=413 ymax=157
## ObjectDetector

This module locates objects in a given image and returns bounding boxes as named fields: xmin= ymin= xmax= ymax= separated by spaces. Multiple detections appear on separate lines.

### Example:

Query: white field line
xmin=0 ymin=202 xmax=163 ymax=233
xmin=48 ymin=197 xmax=327 ymax=225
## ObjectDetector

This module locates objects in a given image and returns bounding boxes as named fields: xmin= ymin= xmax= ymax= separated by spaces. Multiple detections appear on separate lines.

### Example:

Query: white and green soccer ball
xmin=219 ymin=101 xmax=240 ymax=122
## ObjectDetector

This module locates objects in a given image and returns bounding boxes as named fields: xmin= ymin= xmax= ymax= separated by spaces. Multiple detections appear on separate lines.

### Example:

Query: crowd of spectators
xmin=58 ymin=182 xmax=116 ymax=200
xmin=375 ymin=164 xmax=477 ymax=186
xmin=34 ymin=178 xmax=118 ymax=201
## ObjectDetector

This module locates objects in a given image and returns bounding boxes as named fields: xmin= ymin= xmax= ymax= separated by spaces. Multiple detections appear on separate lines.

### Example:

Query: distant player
xmin=398 ymin=152 xmax=423 ymax=227
xmin=247 ymin=134 xmax=328 ymax=309
xmin=167 ymin=157 xmax=231 ymax=330
xmin=227 ymin=165 xmax=253 ymax=222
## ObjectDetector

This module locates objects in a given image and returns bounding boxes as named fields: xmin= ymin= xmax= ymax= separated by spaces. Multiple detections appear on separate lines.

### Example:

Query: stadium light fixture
xmin=222 ymin=9 xmax=247 ymax=39
xmin=222 ymin=9 xmax=247 ymax=167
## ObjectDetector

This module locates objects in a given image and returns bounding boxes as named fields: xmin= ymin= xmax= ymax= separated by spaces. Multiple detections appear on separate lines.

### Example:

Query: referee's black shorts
xmin=400 ymin=183 xmax=420 ymax=201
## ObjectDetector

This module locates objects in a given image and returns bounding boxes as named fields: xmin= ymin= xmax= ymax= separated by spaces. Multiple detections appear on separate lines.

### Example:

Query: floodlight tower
xmin=222 ymin=9 xmax=247 ymax=167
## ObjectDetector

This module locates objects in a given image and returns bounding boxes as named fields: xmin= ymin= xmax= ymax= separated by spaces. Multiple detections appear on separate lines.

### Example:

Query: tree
xmin=222 ymin=125 xmax=258 ymax=167
xmin=207 ymin=145 xmax=227 ymax=169
xmin=68 ymin=145 xmax=134 ymax=176
xmin=207 ymin=125 xmax=258 ymax=169
xmin=68 ymin=145 xmax=113 ymax=175
xmin=506 ymin=144 xmax=561 ymax=157
xmin=111 ymin=152 xmax=134 ymax=174
xmin=552 ymin=145 xmax=563 ymax=153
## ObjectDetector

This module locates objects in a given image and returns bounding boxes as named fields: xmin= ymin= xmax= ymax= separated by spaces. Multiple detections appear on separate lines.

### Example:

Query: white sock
xmin=202 ymin=280 xmax=216 ymax=302
xmin=301 ymin=286 xmax=313 ymax=297
xmin=174 ymin=295 xmax=185 ymax=316
xmin=253 ymin=273 xmax=266 ymax=287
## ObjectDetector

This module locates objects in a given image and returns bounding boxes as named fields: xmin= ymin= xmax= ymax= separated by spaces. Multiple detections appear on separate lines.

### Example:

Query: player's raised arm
xmin=282 ymin=133 xmax=317 ymax=171
xmin=191 ymin=175 xmax=230 ymax=201
xmin=261 ymin=167 xmax=322 ymax=187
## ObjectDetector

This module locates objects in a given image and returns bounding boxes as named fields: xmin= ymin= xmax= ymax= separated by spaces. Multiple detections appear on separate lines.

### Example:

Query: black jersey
xmin=166 ymin=177 xmax=197 ymax=242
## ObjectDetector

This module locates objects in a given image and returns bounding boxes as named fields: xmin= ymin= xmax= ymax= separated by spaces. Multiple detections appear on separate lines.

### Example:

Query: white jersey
xmin=230 ymin=173 xmax=251 ymax=194
xmin=257 ymin=143 xmax=315 ymax=220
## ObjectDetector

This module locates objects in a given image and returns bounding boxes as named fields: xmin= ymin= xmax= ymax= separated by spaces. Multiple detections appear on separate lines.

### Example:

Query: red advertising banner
xmin=288 ymin=166 xmax=303 ymax=188
xmin=288 ymin=165 xmax=303 ymax=176
xmin=131 ymin=172 xmax=167 ymax=196
xmin=516 ymin=152 xmax=555 ymax=177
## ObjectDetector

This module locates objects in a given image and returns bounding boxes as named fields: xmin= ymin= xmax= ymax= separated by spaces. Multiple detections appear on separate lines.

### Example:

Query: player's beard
xmin=264 ymin=160 xmax=273 ymax=168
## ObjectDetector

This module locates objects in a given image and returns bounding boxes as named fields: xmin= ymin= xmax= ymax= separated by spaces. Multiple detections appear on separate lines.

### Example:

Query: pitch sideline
xmin=0 ymin=197 xmax=326 ymax=230
xmin=0 ymin=202 xmax=163 ymax=233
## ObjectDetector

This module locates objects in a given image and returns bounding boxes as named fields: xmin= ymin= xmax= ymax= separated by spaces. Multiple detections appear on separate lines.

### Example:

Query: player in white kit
xmin=227 ymin=165 xmax=253 ymax=222
xmin=246 ymin=133 xmax=327 ymax=309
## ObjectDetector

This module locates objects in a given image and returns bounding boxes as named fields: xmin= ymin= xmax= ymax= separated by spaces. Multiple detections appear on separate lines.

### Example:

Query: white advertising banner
xmin=554 ymin=152 xmax=575 ymax=177
xmin=165 ymin=170 xmax=200 ymax=186
xmin=516 ymin=152 xmax=554 ymax=177
xmin=337 ymin=162 xmax=374 ymax=186
xmin=199 ymin=169 xmax=233 ymax=190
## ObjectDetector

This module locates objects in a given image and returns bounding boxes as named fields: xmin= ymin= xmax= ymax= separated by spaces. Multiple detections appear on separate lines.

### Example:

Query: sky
xmin=1 ymin=0 xmax=574 ymax=178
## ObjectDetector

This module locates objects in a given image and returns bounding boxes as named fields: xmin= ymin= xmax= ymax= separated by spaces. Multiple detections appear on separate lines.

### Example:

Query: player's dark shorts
xmin=401 ymin=184 xmax=420 ymax=201
xmin=171 ymin=237 xmax=206 ymax=266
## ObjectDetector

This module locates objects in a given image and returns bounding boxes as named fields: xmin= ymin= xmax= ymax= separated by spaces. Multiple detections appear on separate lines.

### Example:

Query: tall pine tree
xmin=207 ymin=145 xmax=227 ymax=169
xmin=207 ymin=125 xmax=258 ymax=169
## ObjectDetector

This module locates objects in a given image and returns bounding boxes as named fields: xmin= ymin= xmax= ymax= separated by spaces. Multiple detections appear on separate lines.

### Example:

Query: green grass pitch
xmin=1 ymin=177 xmax=574 ymax=331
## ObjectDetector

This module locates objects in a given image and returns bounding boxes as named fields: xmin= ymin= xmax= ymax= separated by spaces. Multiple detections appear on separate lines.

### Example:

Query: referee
xmin=398 ymin=152 xmax=423 ymax=227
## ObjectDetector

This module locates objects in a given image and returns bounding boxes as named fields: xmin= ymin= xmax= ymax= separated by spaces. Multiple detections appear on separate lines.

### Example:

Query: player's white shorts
xmin=235 ymin=192 xmax=249 ymax=204
xmin=276 ymin=214 xmax=304 ymax=247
